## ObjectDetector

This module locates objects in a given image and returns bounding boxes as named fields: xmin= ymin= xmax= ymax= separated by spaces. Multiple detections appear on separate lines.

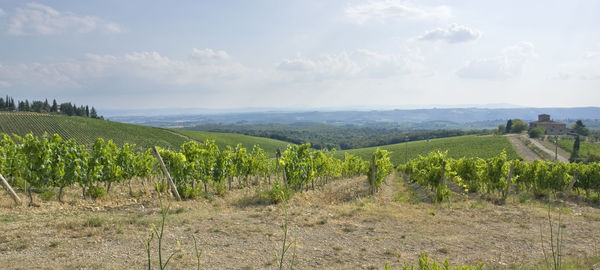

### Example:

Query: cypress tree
xmin=51 ymin=99 xmax=58 ymax=112
xmin=505 ymin=120 xmax=513 ymax=134
xmin=90 ymin=107 xmax=98 ymax=118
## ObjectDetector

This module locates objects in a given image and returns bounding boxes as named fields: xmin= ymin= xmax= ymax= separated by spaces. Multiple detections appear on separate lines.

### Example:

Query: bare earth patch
xmin=0 ymin=175 xmax=599 ymax=269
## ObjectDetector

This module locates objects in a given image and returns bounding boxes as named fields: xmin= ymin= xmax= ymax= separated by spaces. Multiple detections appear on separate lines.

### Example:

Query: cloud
xmin=0 ymin=8 xmax=5 ymax=17
xmin=418 ymin=24 xmax=481 ymax=43
xmin=0 ymin=80 xmax=10 ymax=88
xmin=0 ymin=49 xmax=247 ymax=89
xmin=457 ymin=42 xmax=537 ymax=80
xmin=191 ymin=48 xmax=232 ymax=63
xmin=345 ymin=0 xmax=451 ymax=24
xmin=7 ymin=2 xmax=123 ymax=35
xmin=277 ymin=49 xmax=423 ymax=80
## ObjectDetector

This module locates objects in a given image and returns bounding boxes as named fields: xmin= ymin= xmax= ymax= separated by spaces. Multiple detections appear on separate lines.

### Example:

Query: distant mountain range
xmin=107 ymin=107 xmax=600 ymax=129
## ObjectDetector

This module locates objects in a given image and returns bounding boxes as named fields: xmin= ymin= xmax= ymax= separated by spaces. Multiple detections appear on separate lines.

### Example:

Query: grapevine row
xmin=398 ymin=150 xmax=600 ymax=202
xmin=0 ymin=133 xmax=394 ymax=205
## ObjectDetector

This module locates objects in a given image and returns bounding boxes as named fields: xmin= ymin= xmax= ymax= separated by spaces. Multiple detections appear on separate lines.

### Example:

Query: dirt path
xmin=507 ymin=134 xmax=540 ymax=162
xmin=164 ymin=129 xmax=201 ymax=143
xmin=526 ymin=136 xmax=569 ymax=162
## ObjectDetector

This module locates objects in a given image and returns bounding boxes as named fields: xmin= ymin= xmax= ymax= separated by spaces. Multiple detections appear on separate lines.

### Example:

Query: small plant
xmin=39 ymin=189 xmax=56 ymax=201
xmin=386 ymin=252 xmax=483 ymax=270
xmin=144 ymin=194 xmax=202 ymax=270
xmin=192 ymin=235 xmax=202 ymax=270
xmin=154 ymin=182 xmax=168 ymax=193
xmin=88 ymin=186 xmax=106 ymax=200
xmin=541 ymin=207 xmax=565 ymax=270
xmin=518 ymin=191 xmax=531 ymax=203
xmin=146 ymin=199 xmax=176 ymax=270
xmin=275 ymin=203 xmax=297 ymax=270
xmin=84 ymin=217 xmax=104 ymax=228
xmin=259 ymin=182 xmax=291 ymax=204
xmin=177 ymin=185 xmax=202 ymax=200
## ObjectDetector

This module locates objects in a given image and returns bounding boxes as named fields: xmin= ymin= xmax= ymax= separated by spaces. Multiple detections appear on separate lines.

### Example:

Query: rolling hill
xmin=172 ymin=129 xmax=291 ymax=156
xmin=336 ymin=135 xmax=520 ymax=165
xmin=0 ymin=112 xmax=290 ymax=154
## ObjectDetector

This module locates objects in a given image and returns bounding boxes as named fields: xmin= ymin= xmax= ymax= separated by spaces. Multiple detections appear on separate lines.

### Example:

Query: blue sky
xmin=0 ymin=0 xmax=599 ymax=111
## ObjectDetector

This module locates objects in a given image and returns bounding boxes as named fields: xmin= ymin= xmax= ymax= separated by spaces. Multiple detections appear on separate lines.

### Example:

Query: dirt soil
xmin=1 ymin=175 xmax=600 ymax=269
xmin=507 ymin=134 xmax=541 ymax=162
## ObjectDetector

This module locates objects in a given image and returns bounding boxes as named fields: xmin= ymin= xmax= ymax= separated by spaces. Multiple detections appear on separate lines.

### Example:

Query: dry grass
xmin=0 ymin=176 xmax=599 ymax=269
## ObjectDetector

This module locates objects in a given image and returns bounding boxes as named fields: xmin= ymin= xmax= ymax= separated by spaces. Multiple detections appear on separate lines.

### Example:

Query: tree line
xmin=186 ymin=123 xmax=490 ymax=150
xmin=0 ymin=95 xmax=101 ymax=119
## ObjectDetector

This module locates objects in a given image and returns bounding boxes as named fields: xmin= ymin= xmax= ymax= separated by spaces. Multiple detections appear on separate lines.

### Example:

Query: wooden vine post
xmin=0 ymin=173 xmax=22 ymax=205
xmin=152 ymin=146 xmax=182 ymax=201
xmin=564 ymin=170 xmax=579 ymax=197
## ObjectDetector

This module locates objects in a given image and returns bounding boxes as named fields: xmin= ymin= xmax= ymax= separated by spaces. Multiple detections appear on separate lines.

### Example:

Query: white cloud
xmin=0 ymin=8 xmax=6 ymax=17
xmin=0 ymin=49 xmax=247 ymax=88
xmin=277 ymin=49 xmax=423 ymax=80
xmin=345 ymin=0 xmax=451 ymax=24
xmin=7 ymin=2 xmax=123 ymax=35
xmin=457 ymin=42 xmax=537 ymax=80
xmin=0 ymin=80 xmax=11 ymax=88
xmin=191 ymin=48 xmax=232 ymax=63
xmin=419 ymin=24 xmax=481 ymax=43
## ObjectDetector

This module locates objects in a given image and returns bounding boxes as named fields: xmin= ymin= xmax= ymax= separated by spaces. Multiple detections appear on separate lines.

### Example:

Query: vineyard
xmin=0 ymin=132 xmax=394 ymax=206
xmin=399 ymin=150 xmax=600 ymax=203
xmin=173 ymin=129 xmax=289 ymax=158
xmin=558 ymin=138 xmax=600 ymax=159
xmin=0 ymin=112 xmax=291 ymax=152
xmin=0 ymin=112 xmax=187 ymax=149
xmin=338 ymin=135 xmax=520 ymax=165
xmin=1 ymin=131 xmax=600 ymax=268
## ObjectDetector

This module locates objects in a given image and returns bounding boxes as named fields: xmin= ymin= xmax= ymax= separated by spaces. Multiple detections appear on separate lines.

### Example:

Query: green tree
xmin=571 ymin=120 xmax=589 ymax=136
xmin=51 ymin=99 xmax=58 ymax=112
xmin=569 ymin=135 xmax=581 ymax=162
xmin=528 ymin=127 xmax=545 ymax=138
xmin=510 ymin=119 xmax=527 ymax=133
xmin=505 ymin=120 xmax=513 ymax=133
xmin=90 ymin=107 xmax=98 ymax=118
xmin=498 ymin=124 xmax=506 ymax=135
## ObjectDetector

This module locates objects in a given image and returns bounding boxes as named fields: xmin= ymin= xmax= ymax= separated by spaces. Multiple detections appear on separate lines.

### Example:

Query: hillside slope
xmin=173 ymin=129 xmax=291 ymax=156
xmin=0 ymin=112 xmax=290 ymax=153
xmin=337 ymin=135 xmax=519 ymax=165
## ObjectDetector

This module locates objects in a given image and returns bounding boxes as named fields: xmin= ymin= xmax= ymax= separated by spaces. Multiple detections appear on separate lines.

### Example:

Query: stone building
xmin=529 ymin=114 xmax=567 ymax=135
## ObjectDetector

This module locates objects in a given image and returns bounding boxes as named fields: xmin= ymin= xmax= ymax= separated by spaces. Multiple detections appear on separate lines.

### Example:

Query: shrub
xmin=39 ymin=189 xmax=56 ymax=201
xmin=84 ymin=217 xmax=104 ymax=227
xmin=88 ymin=186 xmax=106 ymax=200
xmin=155 ymin=182 xmax=168 ymax=193
xmin=262 ymin=182 xmax=292 ymax=204
xmin=528 ymin=127 xmax=545 ymax=138
xmin=177 ymin=185 xmax=202 ymax=199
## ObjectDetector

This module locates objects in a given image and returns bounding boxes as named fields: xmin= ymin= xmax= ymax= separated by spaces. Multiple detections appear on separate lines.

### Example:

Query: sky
xmin=0 ymin=0 xmax=599 ymax=111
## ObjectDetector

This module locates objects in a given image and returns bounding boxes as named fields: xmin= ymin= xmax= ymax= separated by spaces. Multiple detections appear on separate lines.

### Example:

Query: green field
xmin=337 ymin=135 xmax=519 ymax=165
xmin=0 ymin=112 xmax=290 ymax=153
xmin=558 ymin=139 xmax=600 ymax=157
xmin=173 ymin=129 xmax=291 ymax=156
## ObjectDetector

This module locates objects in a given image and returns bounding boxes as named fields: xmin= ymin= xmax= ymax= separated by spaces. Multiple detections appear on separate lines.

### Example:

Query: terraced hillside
xmin=337 ymin=135 xmax=519 ymax=165
xmin=0 ymin=112 xmax=290 ymax=153
xmin=0 ymin=112 xmax=188 ymax=149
